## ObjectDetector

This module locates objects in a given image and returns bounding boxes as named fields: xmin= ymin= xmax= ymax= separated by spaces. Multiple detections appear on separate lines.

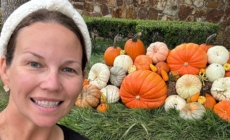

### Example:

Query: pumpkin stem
xmin=205 ymin=33 xmax=217 ymax=45
xmin=132 ymin=32 xmax=142 ymax=42
xmin=113 ymin=34 xmax=122 ymax=48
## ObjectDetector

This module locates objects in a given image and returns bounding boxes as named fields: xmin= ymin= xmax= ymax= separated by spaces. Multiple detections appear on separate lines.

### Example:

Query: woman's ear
xmin=0 ymin=56 xmax=10 ymax=88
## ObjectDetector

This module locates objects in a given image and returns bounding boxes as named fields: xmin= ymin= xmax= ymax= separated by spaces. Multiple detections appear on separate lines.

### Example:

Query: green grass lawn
xmin=1 ymin=40 xmax=230 ymax=140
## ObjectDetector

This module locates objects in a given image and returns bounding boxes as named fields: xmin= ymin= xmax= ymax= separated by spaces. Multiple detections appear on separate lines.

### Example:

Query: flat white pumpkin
xmin=88 ymin=63 xmax=110 ymax=89
xmin=113 ymin=55 xmax=133 ymax=73
xmin=100 ymin=85 xmax=120 ymax=103
xmin=206 ymin=63 xmax=225 ymax=82
xmin=179 ymin=102 xmax=206 ymax=120
xmin=176 ymin=74 xmax=202 ymax=99
xmin=164 ymin=95 xmax=186 ymax=112
xmin=207 ymin=45 xmax=229 ymax=64
xmin=211 ymin=77 xmax=230 ymax=101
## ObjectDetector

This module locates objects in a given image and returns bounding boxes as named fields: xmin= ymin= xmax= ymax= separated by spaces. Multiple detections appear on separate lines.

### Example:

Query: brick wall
xmin=72 ymin=0 xmax=230 ymax=49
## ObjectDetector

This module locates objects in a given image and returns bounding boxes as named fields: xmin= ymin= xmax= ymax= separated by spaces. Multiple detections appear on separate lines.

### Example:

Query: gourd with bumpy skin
xmin=207 ymin=45 xmax=229 ymax=65
xmin=75 ymin=84 xmax=101 ymax=108
xmin=146 ymin=41 xmax=169 ymax=64
xmin=88 ymin=63 xmax=110 ymax=89
xmin=120 ymin=70 xmax=167 ymax=109
xmin=100 ymin=85 xmax=120 ymax=103
xmin=164 ymin=95 xmax=186 ymax=112
xmin=179 ymin=102 xmax=206 ymax=120
xmin=205 ymin=63 xmax=225 ymax=82
xmin=109 ymin=66 xmax=126 ymax=87
xmin=176 ymin=74 xmax=202 ymax=99
xmin=113 ymin=55 xmax=133 ymax=73
xmin=166 ymin=43 xmax=207 ymax=76
xmin=211 ymin=77 xmax=230 ymax=101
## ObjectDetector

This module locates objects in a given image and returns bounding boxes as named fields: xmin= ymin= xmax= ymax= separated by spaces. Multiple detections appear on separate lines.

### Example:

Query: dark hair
xmin=6 ymin=9 xmax=88 ymax=70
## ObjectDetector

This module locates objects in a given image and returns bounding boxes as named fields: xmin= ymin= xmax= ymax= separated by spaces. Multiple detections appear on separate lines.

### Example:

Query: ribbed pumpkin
xmin=134 ymin=55 xmax=152 ymax=70
xmin=75 ymin=84 xmax=101 ymax=108
xmin=179 ymin=102 xmax=206 ymax=120
xmin=176 ymin=74 xmax=202 ymax=99
xmin=109 ymin=66 xmax=126 ymax=87
xmin=214 ymin=100 xmax=230 ymax=122
xmin=146 ymin=41 xmax=169 ymax=64
xmin=120 ymin=70 xmax=167 ymax=109
xmin=166 ymin=43 xmax=208 ymax=75
xmin=104 ymin=35 xmax=122 ymax=66
xmin=124 ymin=32 xmax=146 ymax=61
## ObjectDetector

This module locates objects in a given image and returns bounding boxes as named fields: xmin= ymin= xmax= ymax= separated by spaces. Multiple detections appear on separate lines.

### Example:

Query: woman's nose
xmin=40 ymin=71 xmax=62 ymax=91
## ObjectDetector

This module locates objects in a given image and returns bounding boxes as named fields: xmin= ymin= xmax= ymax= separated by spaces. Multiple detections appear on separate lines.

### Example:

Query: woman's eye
xmin=63 ymin=67 xmax=76 ymax=73
xmin=29 ymin=62 xmax=40 ymax=68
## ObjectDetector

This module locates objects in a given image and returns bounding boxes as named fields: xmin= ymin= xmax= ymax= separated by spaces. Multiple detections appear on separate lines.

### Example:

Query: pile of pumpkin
xmin=75 ymin=32 xmax=230 ymax=122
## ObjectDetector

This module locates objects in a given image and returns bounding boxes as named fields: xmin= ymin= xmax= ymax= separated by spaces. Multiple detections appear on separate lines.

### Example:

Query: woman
xmin=0 ymin=0 xmax=91 ymax=139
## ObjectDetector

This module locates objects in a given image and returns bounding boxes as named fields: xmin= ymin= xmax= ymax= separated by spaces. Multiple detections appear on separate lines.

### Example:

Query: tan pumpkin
xmin=176 ymin=74 xmax=202 ymax=99
xmin=211 ymin=77 xmax=230 ymax=101
xmin=109 ymin=66 xmax=126 ymax=87
xmin=75 ymin=84 xmax=101 ymax=108
xmin=100 ymin=85 xmax=120 ymax=103
xmin=179 ymin=102 xmax=206 ymax=120
xmin=88 ymin=63 xmax=110 ymax=89
xmin=113 ymin=55 xmax=133 ymax=73
xmin=146 ymin=41 xmax=169 ymax=64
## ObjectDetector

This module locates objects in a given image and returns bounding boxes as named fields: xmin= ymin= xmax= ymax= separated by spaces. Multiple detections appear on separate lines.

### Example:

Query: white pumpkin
xmin=110 ymin=66 xmax=126 ymax=87
xmin=100 ymin=85 xmax=120 ymax=103
xmin=179 ymin=102 xmax=206 ymax=120
xmin=206 ymin=63 xmax=225 ymax=82
xmin=88 ymin=63 xmax=110 ymax=89
xmin=176 ymin=74 xmax=202 ymax=99
xmin=164 ymin=95 xmax=186 ymax=112
xmin=113 ymin=55 xmax=133 ymax=72
xmin=207 ymin=45 xmax=229 ymax=64
xmin=211 ymin=77 xmax=230 ymax=101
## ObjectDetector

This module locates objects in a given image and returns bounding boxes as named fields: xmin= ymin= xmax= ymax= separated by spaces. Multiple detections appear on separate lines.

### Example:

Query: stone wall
xmin=72 ymin=0 xmax=230 ymax=49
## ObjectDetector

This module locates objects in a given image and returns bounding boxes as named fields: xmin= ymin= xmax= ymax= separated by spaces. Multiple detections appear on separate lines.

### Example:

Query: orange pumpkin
xmin=104 ymin=35 xmax=122 ymax=66
xmin=155 ymin=61 xmax=169 ymax=75
xmin=97 ymin=103 xmax=109 ymax=113
xmin=166 ymin=43 xmax=208 ymax=75
xmin=225 ymin=71 xmax=230 ymax=77
xmin=83 ymin=79 xmax=89 ymax=87
xmin=227 ymin=52 xmax=230 ymax=63
xmin=120 ymin=70 xmax=167 ymax=109
xmin=203 ymin=93 xmax=216 ymax=109
xmin=134 ymin=55 xmax=153 ymax=70
xmin=200 ymin=33 xmax=216 ymax=53
xmin=75 ymin=84 xmax=101 ymax=108
xmin=124 ymin=32 xmax=146 ymax=61
xmin=214 ymin=100 xmax=230 ymax=122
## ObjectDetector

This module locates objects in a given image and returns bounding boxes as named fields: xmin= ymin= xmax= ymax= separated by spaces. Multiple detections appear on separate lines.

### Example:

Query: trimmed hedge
xmin=84 ymin=16 xmax=220 ymax=49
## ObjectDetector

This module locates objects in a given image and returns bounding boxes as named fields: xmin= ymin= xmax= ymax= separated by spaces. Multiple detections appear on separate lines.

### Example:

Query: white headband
xmin=0 ymin=0 xmax=91 ymax=60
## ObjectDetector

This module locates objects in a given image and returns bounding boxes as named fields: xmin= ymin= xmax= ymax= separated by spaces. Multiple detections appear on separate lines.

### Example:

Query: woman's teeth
xmin=32 ymin=99 xmax=60 ymax=108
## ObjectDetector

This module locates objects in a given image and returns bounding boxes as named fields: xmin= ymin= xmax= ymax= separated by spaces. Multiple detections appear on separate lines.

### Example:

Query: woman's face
xmin=2 ymin=22 xmax=85 ymax=127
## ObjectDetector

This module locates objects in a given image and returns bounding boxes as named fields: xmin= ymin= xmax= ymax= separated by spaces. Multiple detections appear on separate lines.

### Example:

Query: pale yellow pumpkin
xmin=88 ymin=63 xmax=110 ymax=89
xmin=109 ymin=66 xmax=126 ymax=87
xmin=176 ymin=74 xmax=202 ymax=99
xmin=113 ymin=55 xmax=133 ymax=73
xmin=100 ymin=85 xmax=120 ymax=103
